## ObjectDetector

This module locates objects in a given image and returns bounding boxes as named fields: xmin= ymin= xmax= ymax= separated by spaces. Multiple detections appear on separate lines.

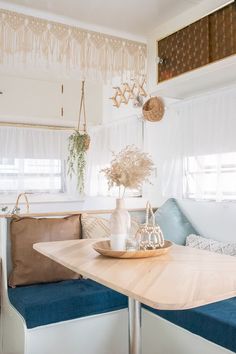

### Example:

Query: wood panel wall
xmin=157 ymin=2 xmax=236 ymax=83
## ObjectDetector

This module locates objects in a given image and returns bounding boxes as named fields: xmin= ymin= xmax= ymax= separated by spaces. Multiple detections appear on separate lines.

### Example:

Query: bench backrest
xmin=0 ymin=210 xmax=145 ymax=293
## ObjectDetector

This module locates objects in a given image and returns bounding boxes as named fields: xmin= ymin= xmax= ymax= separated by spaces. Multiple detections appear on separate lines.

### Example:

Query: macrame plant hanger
xmin=78 ymin=80 xmax=87 ymax=133
xmin=77 ymin=80 xmax=90 ymax=150
xmin=67 ymin=79 xmax=91 ymax=194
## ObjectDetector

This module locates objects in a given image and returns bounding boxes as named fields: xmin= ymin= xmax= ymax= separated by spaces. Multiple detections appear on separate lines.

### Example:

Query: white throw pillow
xmin=186 ymin=234 xmax=236 ymax=257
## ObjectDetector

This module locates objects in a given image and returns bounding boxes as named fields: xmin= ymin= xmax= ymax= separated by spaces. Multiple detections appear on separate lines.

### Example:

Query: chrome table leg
xmin=128 ymin=297 xmax=141 ymax=354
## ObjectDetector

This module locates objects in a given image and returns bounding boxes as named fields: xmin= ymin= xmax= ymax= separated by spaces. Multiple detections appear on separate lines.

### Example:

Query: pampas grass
xmin=101 ymin=145 xmax=154 ymax=197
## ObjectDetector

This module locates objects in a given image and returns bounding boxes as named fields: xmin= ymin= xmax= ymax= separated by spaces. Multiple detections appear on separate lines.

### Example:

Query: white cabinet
xmin=0 ymin=75 xmax=61 ymax=121
xmin=0 ymin=75 xmax=103 ymax=126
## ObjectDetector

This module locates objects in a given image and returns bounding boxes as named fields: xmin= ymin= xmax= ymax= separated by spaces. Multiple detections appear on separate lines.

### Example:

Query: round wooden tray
xmin=93 ymin=240 xmax=173 ymax=259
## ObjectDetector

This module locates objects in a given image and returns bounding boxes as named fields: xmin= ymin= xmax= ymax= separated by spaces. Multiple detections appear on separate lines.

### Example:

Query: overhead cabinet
xmin=157 ymin=2 xmax=236 ymax=83
xmin=0 ymin=76 xmax=102 ymax=126
xmin=209 ymin=3 xmax=236 ymax=62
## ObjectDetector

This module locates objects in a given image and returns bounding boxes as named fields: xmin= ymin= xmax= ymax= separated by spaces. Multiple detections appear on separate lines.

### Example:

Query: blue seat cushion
xmin=8 ymin=279 xmax=128 ymax=329
xmin=144 ymin=297 xmax=236 ymax=353
xmin=154 ymin=198 xmax=197 ymax=245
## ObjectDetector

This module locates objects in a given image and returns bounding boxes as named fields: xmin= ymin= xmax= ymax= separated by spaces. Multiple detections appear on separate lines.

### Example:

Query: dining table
xmin=34 ymin=239 xmax=236 ymax=354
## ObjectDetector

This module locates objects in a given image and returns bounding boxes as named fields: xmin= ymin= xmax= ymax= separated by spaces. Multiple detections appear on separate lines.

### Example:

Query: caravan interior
xmin=0 ymin=0 xmax=236 ymax=354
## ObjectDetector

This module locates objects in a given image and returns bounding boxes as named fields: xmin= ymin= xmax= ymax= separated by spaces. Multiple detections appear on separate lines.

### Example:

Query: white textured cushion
xmin=81 ymin=214 xmax=140 ymax=239
xmin=186 ymin=234 xmax=236 ymax=257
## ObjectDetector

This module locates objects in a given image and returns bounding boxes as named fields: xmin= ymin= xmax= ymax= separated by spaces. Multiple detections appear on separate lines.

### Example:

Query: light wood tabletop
xmin=34 ymin=239 xmax=236 ymax=311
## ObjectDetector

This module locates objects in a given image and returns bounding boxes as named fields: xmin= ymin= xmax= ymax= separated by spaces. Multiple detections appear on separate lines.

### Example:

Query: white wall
xmin=0 ymin=73 xmax=145 ymax=211
xmin=102 ymin=84 xmax=142 ymax=124
xmin=144 ymin=118 xmax=236 ymax=242
xmin=0 ymin=196 xmax=147 ymax=215
xmin=1 ymin=0 xmax=235 ymax=219
xmin=144 ymin=0 xmax=236 ymax=242
xmin=0 ymin=73 xmax=143 ymax=127
xmin=178 ymin=199 xmax=236 ymax=242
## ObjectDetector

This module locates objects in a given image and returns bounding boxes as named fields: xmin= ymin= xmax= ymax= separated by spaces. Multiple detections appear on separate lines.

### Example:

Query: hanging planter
xmin=67 ymin=81 xmax=90 ymax=194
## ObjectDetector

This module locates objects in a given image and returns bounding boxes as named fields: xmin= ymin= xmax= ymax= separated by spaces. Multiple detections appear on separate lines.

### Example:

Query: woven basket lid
xmin=142 ymin=96 xmax=165 ymax=122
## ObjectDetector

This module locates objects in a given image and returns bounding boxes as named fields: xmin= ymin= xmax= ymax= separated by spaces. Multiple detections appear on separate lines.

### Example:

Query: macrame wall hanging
xmin=67 ymin=81 xmax=90 ymax=194
xmin=0 ymin=9 xmax=147 ymax=82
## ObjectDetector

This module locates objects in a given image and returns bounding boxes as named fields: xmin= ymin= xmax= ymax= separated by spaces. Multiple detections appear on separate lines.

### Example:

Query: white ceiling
xmin=1 ymin=0 xmax=206 ymax=40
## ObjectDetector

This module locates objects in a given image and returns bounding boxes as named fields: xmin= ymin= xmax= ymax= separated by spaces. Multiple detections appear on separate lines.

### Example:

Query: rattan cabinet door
xmin=209 ymin=3 xmax=236 ymax=62
xmin=157 ymin=17 xmax=209 ymax=83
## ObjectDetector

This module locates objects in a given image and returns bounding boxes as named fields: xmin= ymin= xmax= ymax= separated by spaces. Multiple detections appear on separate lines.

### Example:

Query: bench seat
xmin=8 ymin=279 xmax=128 ymax=329
xmin=144 ymin=297 xmax=236 ymax=353
xmin=8 ymin=276 xmax=236 ymax=352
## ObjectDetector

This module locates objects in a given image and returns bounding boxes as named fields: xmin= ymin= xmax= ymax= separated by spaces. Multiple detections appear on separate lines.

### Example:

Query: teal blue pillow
xmin=154 ymin=198 xmax=197 ymax=245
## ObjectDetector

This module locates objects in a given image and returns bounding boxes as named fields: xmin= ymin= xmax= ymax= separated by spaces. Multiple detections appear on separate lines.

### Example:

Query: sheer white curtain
xmin=0 ymin=119 xmax=143 ymax=197
xmin=0 ymin=126 xmax=75 ymax=195
xmin=85 ymin=116 xmax=143 ymax=196
xmin=0 ymin=126 xmax=70 ymax=159
xmin=162 ymin=86 xmax=236 ymax=201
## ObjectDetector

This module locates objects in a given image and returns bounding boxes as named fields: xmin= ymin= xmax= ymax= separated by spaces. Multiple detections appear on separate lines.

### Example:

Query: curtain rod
xmin=0 ymin=121 xmax=75 ymax=131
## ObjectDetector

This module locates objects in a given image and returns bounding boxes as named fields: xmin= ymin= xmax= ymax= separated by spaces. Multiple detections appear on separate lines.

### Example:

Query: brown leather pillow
xmin=9 ymin=215 xmax=81 ymax=287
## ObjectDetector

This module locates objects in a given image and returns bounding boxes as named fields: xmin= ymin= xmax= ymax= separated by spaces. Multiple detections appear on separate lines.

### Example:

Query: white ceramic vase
xmin=110 ymin=198 xmax=131 ymax=251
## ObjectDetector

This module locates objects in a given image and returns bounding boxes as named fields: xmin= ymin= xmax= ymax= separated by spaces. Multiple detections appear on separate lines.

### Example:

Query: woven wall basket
xmin=142 ymin=96 xmax=165 ymax=122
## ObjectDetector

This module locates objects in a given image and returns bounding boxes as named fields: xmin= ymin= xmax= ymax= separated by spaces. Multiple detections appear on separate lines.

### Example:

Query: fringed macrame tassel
xmin=0 ymin=9 xmax=147 ymax=83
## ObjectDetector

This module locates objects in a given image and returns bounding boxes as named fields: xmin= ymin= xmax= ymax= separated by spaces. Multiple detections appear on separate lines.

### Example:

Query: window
xmin=0 ymin=158 xmax=65 ymax=194
xmin=184 ymin=152 xmax=236 ymax=201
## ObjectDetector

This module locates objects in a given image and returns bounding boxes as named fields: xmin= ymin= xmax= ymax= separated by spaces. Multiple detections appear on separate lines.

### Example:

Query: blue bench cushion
xmin=144 ymin=297 xmax=236 ymax=353
xmin=8 ymin=279 xmax=128 ymax=329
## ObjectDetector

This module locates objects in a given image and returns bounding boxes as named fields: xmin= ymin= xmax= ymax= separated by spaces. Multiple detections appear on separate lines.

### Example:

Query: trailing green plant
xmin=67 ymin=130 xmax=90 ymax=194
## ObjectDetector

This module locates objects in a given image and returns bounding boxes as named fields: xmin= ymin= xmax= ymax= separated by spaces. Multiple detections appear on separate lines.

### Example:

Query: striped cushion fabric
xmin=81 ymin=214 xmax=139 ymax=239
